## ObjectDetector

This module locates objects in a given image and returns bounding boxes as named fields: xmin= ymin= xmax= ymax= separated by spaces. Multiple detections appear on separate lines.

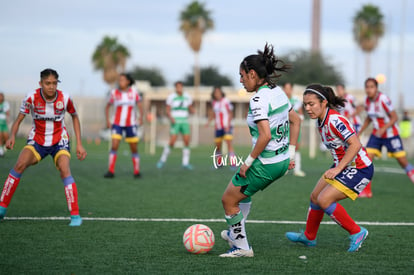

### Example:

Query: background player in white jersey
xmin=206 ymin=86 xmax=236 ymax=168
xmin=104 ymin=73 xmax=144 ymax=178
xmin=286 ymin=84 xmax=373 ymax=252
xmin=283 ymin=82 xmax=306 ymax=177
xmin=157 ymin=81 xmax=195 ymax=169
xmin=0 ymin=69 xmax=87 ymax=226
xmin=358 ymin=77 xmax=414 ymax=194
xmin=335 ymin=84 xmax=362 ymax=133
xmin=219 ymin=43 xmax=301 ymax=257
xmin=0 ymin=92 xmax=10 ymax=156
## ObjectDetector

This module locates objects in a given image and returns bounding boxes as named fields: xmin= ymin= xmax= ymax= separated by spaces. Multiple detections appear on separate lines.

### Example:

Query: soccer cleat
xmin=221 ymin=230 xmax=233 ymax=248
xmin=0 ymin=206 xmax=7 ymax=220
xmin=219 ymin=246 xmax=254 ymax=258
xmin=358 ymin=190 xmax=373 ymax=198
xmin=69 ymin=215 xmax=82 ymax=226
xmin=293 ymin=170 xmax=306 ymax=177
xmin=348 ymin=227 xmax=368 ymax=252
xmin=182 ymin=164 xmax=193 ymax=170
xmin=407 ymin=169 xmax=414 ymax=184
xmin=285 ymin=231 xmax=317 ymax=247
xmin=156 ymin=161 xmax=164 ymax=169
xmin=104 ymin=171 xmax=114 ymax=178
xmin=134 ymin=173 xmax=142 ymax=178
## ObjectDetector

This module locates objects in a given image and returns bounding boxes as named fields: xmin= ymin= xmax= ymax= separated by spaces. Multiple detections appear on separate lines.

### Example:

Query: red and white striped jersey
xmin=339 ymin=93 xmax=362 ymax=128
xmin=365 ymin=92 xmax=399 ymax=138
xmin=20 ymin=88 xmax=76 ymax=146
xmin=108 ymin=88 xmax=141 ymax=127
xmin=318 ymin=108 xmax=372 ymax=169
xmin=212 ymin=97 xmax=233 ymax=130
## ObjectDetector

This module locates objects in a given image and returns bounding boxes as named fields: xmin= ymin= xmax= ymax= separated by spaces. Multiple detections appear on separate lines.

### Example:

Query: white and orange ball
xmin=183 ymin=224 xmax=215 ymax=254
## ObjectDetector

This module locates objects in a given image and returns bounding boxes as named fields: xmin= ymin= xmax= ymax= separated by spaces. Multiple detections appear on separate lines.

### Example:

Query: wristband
xmin=289 ymin=145 xmax=296 ymax=160
xmin=244 ymin=154 xmax=255 ymax=166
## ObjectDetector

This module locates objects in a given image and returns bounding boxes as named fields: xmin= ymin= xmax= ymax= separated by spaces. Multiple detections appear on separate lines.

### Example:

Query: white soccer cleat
xmin=219 ymin=246 xmax=254 ymax=258
xmin=293 ymin=170 xmax=306 ymax=177
xmin=221 ymin=230 xmax=233 ymax=248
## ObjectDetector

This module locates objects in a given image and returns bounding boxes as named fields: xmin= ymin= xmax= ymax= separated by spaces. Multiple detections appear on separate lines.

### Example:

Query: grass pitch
xmin=0 ymin=139 xmax=413 ymax=274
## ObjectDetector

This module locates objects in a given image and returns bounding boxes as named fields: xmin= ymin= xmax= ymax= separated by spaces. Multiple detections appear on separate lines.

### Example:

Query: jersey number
xmin=275 ymin=121 xmax=289 ymax=142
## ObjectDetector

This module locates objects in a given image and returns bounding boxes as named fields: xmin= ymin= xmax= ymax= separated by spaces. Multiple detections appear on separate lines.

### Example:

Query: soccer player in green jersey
xmin=0 ymin=93 xmax=10 ymax=157
xmin=157 ymin=81 xmax=195 ymax=169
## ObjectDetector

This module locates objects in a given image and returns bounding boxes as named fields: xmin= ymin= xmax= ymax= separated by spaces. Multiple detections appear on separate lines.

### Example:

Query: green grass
xmin=0 ymin=139 xmax=413 ymax=274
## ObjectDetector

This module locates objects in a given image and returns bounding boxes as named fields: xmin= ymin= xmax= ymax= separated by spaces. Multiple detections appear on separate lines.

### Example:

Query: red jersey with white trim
xmin=339 ymin=93 xmax=362 ymax=127
xmin=108 ymin=88 xmax=141 ymax=127
xmin=318 ymin=108 xmax=372 ymax=169
xmin=365 ymin=92 xmax=399 ymax=138
xmin=20 ymin=88 xmax=76 ymax=146
xmin=212 ymin=97 xmax=233 ymax=130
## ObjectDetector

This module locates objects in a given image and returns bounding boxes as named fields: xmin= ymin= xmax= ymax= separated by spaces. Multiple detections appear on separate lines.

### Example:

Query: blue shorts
xmin=215 ymin=127 xmax=233 ymax=142
xmin=325 ymin=164 xmax=374 ymax=200
xmin=25 ymin=139 xmax=71 ymax=166
xmin=111 ymin=125 xmax=139 ymax=143
xmin=366 ymin=134 xmax=406 ymax=158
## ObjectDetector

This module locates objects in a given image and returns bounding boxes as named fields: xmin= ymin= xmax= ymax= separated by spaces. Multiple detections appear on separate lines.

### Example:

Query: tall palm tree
xmin=92 ymin=36 xmax=130 ymax=88
xmin=179 ymin=1 xmax=214 ymax=87
xmin=353 ymin=4 xmax=385 ymax=77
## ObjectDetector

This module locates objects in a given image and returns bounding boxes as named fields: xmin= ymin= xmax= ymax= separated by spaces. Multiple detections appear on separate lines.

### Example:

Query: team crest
xmin=56 ymin=101 xmax=64 ymax=110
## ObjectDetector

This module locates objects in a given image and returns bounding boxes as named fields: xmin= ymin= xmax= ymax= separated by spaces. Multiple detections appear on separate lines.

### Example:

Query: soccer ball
xmin=183 ymin=224 xmax=215 ymax=254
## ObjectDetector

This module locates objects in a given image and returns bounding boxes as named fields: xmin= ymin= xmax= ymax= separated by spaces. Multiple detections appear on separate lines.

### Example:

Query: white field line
xmin=375 ymin=166 xmax=405 ymax=174
xmin=3 ymin=216 xmax=414 ymax=226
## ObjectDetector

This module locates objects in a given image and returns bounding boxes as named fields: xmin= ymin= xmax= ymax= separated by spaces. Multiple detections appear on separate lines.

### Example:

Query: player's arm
xmin=205 ymin=108 xmax=215 ymax=127
xmin=188 ymin=103 xmax=195 ymax=115
xmin=166 ymin=105 xmax=175 ymax=124
xmin=324 ymin=134 xmax=361 ymax=180
xmin=71 ymin=114 xmax=87 ymax=161
xmin=288 ymin=108 xmax=301 ymax=170
xmin=6 ymin=113 xmax=26 ymax=150
xmin=358 ymin=116 xmax=372 ymax=136
xmin=105 ymin=102 xmax=112 ymax=129
xmin=137 ymin=101 xmax=144 ymax=125
xmin=239 ymin=119 xmax=271 ymax=178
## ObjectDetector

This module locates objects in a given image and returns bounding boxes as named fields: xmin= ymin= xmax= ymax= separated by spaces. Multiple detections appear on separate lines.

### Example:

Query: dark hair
xmin=336 ymin=83 xmax=345 ymax=89
xmin=304 ymin=84 xmax=346 ymax=110
xmin=365 ymin=77 xmax=378 ymax=87
xmin=211 ymin=86 xmax=225 ymax=100
xmin=240 ymin=43 xmax=291 ymax=89
xmin=40 ymin=68 xmax=59 ymax=81
xmin=174 ymin=81 xmax=183 ymax=86
xmin=120 ymin=73 xmax=135 ymax=86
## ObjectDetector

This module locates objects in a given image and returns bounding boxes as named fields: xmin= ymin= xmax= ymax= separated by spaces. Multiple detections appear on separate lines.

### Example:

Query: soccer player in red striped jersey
xmin=358 ymin=77 xmax=414 ymax=195
xmin=104 ymin=73 xmax=143 ymax=178
xmin=0 ymin=68 xmax=87 ymax=226
xmin=286 ymin=84 xmax=373 ymax=252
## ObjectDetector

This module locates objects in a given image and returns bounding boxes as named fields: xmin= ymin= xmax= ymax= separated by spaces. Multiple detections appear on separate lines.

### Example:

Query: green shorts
xmin=0 ymin=122 xmax=8 ymax=133
xmin=231 ymin=158 xmax=290 ymax=197
xmin=170 ymin=121 xmax=190 ymax=135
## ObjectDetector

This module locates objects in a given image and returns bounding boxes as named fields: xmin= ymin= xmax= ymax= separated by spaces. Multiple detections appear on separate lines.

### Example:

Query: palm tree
xmin=179 ymin=1 xmax=214 ymax=88
xmin=92 ymin=36 xmax=130 ymax=88
xmin=353 ymin=4 xmax=385 ymax=77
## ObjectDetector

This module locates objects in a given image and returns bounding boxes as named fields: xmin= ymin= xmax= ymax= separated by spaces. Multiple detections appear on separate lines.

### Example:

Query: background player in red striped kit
xmin=104 ymin=73 xmax=144 ymax=178
xmin=286 ymin=84 xmax=373 ymax=252
xmin=0 ymin=68 xmax=87 ymax=226
xmin=358 ymin=77 xmax=414 ymax=197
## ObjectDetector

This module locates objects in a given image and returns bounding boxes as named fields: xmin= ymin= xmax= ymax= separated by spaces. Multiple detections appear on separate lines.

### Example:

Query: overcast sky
xmin=1 ymin=0 xmax=413 ymax=107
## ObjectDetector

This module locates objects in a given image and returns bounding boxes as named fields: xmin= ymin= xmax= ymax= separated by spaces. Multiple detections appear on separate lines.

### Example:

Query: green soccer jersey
xmin=166 ymin=92 xmax=193 ymax=123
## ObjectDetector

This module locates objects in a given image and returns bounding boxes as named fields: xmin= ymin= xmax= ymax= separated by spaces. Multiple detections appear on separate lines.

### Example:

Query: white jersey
xmin=247 ymin=85 xmax=292 ymax=164
xmin=166 ymin=92 xmax=193 ymax=122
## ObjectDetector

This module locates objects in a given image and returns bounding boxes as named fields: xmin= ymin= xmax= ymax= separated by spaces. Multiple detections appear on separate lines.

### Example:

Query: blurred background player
xmin=220 ymin=43 xmax=301 ymax=257
xmin=157 ymin=81 xmax=195 ymax=169
xmin=283 ymin=82 xmax=306 ymax=177
xmin=335 ymin=84 xmax=362 ymax=133
xmin=0 ymin=92 xmax=10 ymax=157
xmin=104 ymin=73 xmax=143 ymax=178
xmin=0 ymin=68 xmax=87 ymax=226
xmin=206 ymin=86 xmax=236 ymax=168
xmin=358 ymin=77 xmax=414 ymax=197
xmin=286 ymin=84 xmax=373 ymax=252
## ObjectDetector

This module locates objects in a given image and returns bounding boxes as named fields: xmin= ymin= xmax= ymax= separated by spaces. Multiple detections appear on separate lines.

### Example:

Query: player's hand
xmin=106 ymin=121 xmax=111 ymax=129
xmin=5 ymin=137 xmax=15 ymax=150
xmin=76 ymin=144 xmax=87 ymax=161
xmin=288 ymin=159 xmax=295 ymax=170
xmin=170 ymin=118 xmax=175 ymax=125
xmin=376 ymin=127 xmax=386 ymax=137
xmin=323 ymin=167 xmax=341 ymax=180
xmin=239 ymin=163 xmax=249 ymax=178
xmin=138 ymin=117 xmax=143 ymax=126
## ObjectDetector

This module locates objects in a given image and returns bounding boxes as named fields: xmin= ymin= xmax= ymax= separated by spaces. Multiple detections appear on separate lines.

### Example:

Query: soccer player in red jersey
xmin=0 ymin=68 xmax=87 ymax=226
xmin=104 ymin=73 xmax=144 ymax=178
xmin=358 ymin=77 xmax=414 ymax=196
xmin=286 ymin=84 xmax=373 ymax=252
